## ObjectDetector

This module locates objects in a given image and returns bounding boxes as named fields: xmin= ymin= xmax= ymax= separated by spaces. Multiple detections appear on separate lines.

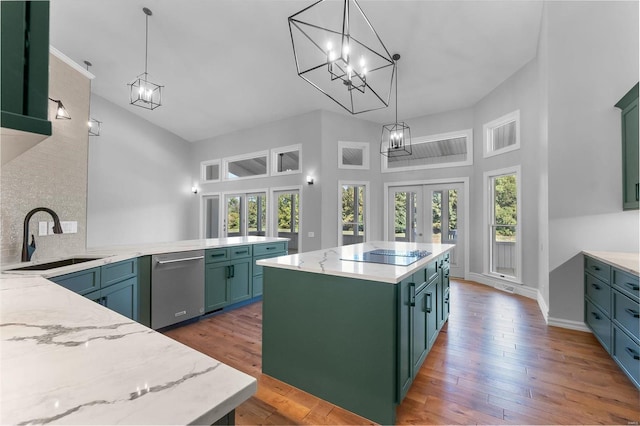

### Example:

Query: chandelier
xmin=288 ymin=0 xmax=395 ymax=114
xmin=380 ymin=54 xmax=412 ymax=157
xmin=128 ymin=7 xmax=163 ymax=110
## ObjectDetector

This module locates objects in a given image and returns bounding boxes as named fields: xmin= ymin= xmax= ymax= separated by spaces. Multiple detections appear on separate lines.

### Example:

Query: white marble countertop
xmin=2 ymin=236 xmax=287 ymax=278
xmin=0 ymin=275 xmax=257 ymax=425
xmin=257 ymin=241 xmax=455 ymax=283
xmin=582 ymin=250 xmax=639 ymax=276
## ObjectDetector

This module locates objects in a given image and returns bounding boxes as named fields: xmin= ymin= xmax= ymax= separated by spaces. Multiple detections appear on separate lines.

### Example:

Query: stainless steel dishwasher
xmin=151 ymin=250 xmax=204 ymax=329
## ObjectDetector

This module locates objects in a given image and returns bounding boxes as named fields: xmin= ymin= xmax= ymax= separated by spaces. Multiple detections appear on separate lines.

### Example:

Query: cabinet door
xmin=205 ymin=262 xmax=229 ymax=312
xmin=397 ymin=277 xmax=413 ymax=402
xmin=412 ymin=284 xmax=429 ymax=375
xmin=426 ymin=281 xmax=438 ymax=350
xmin=229 ymin=259 xmax=251 ymax=304
xmin=440 ymin=266 xmax=450 ymax=327
xmin=102 ymin=277 xmax=138 ymax=321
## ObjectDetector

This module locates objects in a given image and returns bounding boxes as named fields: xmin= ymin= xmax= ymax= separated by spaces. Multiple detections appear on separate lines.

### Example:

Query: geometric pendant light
xmin=84 ymin=60 xmax=102 ymax=136
xmin=288 ymin=0 xmax=395 ymax=114
xmin=380 ymin=54 xmax=412 ymax=157
xmin=128 ymin=7 xmax=163 ymax=110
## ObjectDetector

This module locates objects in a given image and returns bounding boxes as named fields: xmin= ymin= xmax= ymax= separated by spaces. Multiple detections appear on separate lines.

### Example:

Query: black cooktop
xmin=342 ymin=249 xmax=431 ymax=266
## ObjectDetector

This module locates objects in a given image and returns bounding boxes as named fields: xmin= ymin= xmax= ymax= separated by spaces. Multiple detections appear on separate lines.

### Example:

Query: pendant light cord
xmin=395 ymin=59 xmax=398 ymax=124
xmin=144 ymin=12 xmax=149 ymax=75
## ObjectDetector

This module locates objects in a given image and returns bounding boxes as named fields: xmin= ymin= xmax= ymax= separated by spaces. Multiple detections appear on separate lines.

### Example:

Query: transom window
xmin=338 ymin=141 xmax=370 ymax=169
xmin=483 ymin=110 xmax=520 ymax=157
xmin=201 ymin=159 xmax=221 ymax=183
xmin=224 ymin=151 xmax=269 ymax=180
xmin=382 ymin=129 xmax=473 ymax=172
xmin=271 ymin=144 xmax=301 ymax=176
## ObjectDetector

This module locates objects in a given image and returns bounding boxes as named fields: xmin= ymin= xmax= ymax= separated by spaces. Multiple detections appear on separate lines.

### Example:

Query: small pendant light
xmin=128 ymin=7 xmax=163 ymax=110
xmin=380 ymin=54 xmax=412 ymax=157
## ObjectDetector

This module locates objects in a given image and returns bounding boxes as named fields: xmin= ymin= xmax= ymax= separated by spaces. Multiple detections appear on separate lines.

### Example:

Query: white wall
xmin=87 ymin=95 xmax=195 ymax=247
xmin=545 ymin=1 xmax=639 ymax=324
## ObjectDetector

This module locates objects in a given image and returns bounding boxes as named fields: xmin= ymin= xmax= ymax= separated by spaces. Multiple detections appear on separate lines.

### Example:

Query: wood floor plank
xmin=164 ymin=279 xmax=640 ymax=425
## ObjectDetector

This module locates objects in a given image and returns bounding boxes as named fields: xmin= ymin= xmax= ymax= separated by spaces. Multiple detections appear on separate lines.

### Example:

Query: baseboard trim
xmin=537 ymin=291 xmax=549 ymax=324
xmin=467 ymin=272 xmax=538 ymax=300
xmin=547 ymin=317 xmax=590 ymax=333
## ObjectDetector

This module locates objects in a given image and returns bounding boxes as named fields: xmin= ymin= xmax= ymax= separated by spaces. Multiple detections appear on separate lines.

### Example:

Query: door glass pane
xmin=491 ymin=174 xmax=517 ymax=277
xmin=248 ymin=193 xmax=267 ymax=236
xmin=341 ymin=184 xmax=365 ymax=246
xmin=277 ymin=192 xmax=299 ymax=254
xmin=204 ymin=196 xmax=219 ymax=238
xmin=448 ymin=189 xmax=458 ymax=243
xmin=394 ymin=191 xmax=417 ymax=242
xmin=431 ymin=191 xmax=442 ymax=243
xmin=226 ymin=195 xmax=242 ymax=237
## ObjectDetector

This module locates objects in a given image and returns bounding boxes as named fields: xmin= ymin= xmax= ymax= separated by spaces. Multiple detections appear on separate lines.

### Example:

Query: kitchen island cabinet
xmin=259 ymin=241 xmax=454 ymax=425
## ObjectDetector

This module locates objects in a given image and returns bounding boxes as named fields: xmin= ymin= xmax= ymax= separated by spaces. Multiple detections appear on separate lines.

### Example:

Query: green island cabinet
xmin=615 ymin=83 xmax=639 ymax=210
xmin=1 ymin=1 xmax=52 ymax=136
xmin=584 ymin=255 xmax=639 ymax=389
xmin=262 ymin=252 xmax=451 ymax=425
xmin=50 ymin=258 xmax=139 ymax=321
xmin=204 ymin=241 xmax=287 ymax=313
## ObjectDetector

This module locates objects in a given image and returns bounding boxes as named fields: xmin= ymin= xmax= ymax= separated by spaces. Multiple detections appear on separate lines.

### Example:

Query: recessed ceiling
xmin=49 ymin=0 xmax=542 ymax=142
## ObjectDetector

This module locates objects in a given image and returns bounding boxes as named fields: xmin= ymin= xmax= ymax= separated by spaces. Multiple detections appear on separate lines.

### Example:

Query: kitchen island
xmin=0 ymin=274 xmax=256 ymax=425
xmin=258 ymin=241 xmax=455 ymax=425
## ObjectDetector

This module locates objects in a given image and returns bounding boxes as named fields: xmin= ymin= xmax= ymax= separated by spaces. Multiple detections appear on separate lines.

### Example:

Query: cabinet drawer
xmin=585 ymin=257 xmax=611 ymax=283
xmin=253 ymin=242 xmax=287 ymax=256
xmin=613 ymin=268 xmax=639 ymax=302
xmin=586 ymin=300 xmax=611 ymax=352
xmin=613 ymin=289 xmax=640 ymax=339
xmin=442 ymin=251 xmax=450 ymax=265
xmin=230 ymin=245 xmax=252 ymax=259
xmin=253 ymin=253 xmax=285 ymax=276
xmin=205 ymin=248 xmax=229 ymax=263
xmin=425 ymin=260 xmax=438 ymax=284
xmin=585 ymin=273 xmax=610 ymax=315
xmin=612 ymin=325 xmax=640 ymax=388
xmin=101 ymin=258 xmax=137 ymax=287
xmin=51 ymin=267 xmax=101 ymax=295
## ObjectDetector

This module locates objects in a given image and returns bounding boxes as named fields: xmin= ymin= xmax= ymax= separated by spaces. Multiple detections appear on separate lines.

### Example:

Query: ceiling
xmin=49 ymin=0 xmax=543 ymax=143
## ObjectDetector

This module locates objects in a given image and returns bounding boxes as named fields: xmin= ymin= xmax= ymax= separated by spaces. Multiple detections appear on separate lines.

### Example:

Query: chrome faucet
xmin=22 ymin=207 xmax=63 ymax=262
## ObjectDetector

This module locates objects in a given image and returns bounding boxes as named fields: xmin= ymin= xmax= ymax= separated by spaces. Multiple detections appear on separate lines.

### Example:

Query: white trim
xmin=221 ymin=188 xmax=269 ymax=237
xmin=270 ymin=185 xmax=303 ymax=253
xmin=483 ymin=165 xmax=522 ymax=283
xmin=547 ymin=317 xmax=590 ymax=333
xmin=338 ymin=180 xmax=370 ymax=246
xmin=271 ymin=144 xmax=302 ymax=176
xmin=338 ymin=141 xmax=370 ymax=170
xmin=50 ymin=46 xmax=95 ymax=79
xmin=483 ymin=109 xmax=520 ymax=158
xmin=467 ymin=272 xmax=537 ymax=300
xmin=223 ymin=150 xmax=269 ymax=181
xmin=537 ymin=291 xmax=549 ymax=324
xmin=199 ymin=192 xmax=221 ymax=239
xmin=200 ymin=159 xmax=221 ymax=183
xmin=383 ymin=177 xmax=470 ymax=280
xmin=381 ymin=129 xmax=473 ymax=173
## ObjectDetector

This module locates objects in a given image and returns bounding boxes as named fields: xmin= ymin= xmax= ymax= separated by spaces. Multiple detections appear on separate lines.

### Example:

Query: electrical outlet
xmin=48 ymin=221 xmax=78 ymax=234
xmin=38 ymin=222 xmax=48 ymax=236
xmin=307 ymin=231 xmax=315 ymax=238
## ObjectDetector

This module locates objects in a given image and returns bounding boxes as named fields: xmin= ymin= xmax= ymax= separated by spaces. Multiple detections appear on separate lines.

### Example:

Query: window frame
xmin=337 ymin=180 xmax=370 ymax=246
xmin=338 ymin=141 xmax=370 ymax=170
xmin=200 ymin=159 xmax=221 ymax=183
xmin=271 ymin=144 xmax=302 ymax=176
xmin=223 ymin=150 xmax=269 ymax=181
xmin=483 ymin=109 xmax=521 ymax=158
xmin=381 ymin=129 xmax=473 ymax=173
xmin=483 ymin=165 xmax=522 ymax=284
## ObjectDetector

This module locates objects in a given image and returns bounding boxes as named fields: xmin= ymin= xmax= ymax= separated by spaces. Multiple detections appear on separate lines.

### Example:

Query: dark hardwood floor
xmin=164 ymin=280 xmax=640 ymax=425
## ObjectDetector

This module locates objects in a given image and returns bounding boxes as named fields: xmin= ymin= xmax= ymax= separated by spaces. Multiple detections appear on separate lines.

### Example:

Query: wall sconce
xmin=306 ymin=175 xmax=315 ymax=185
xmin=88 ymin=118 xmax=102 ymax=136
xmin=48 ymin=97 xmax=71 ymax=120
xmin=191 ymin=185 xmax=199 ymax=194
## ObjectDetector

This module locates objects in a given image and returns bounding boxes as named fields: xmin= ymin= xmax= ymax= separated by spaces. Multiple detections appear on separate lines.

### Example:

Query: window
xmin=271 ymin=144 xmax=301 ymax=176
xmin=247 ymin=193 xmax=268 ymax=236
xmin=201 ymin=159 xmax=221 ymax=183
xmin=484 ymin=166 xmax=521 ymax=283
xmin=339 ymin=182 xmax=368 ymax=246
xmin=274 ymin=189 xmax=300 ymax=254
xmin=483 ymin=110 xmax=520 ymax=157
xmin=382 ymin=129 xmax=473 ymax=172
xmin=338 ymin=141 xmax=370 ymax=169
xmin=224 ymin=191 xmax=268 ymax=236
xmin=224 ymin=151 xmax=269 ymax=180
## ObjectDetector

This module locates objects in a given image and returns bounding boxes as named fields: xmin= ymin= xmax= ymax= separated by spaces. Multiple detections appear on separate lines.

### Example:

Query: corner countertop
xmin=0 ymin=275 xmax=257 ymax=425
xmin=256 ymin=241 xmax=455 ymax=283
xmin=582 ymin=250 xmax=639 ymax=276
xmin=2 ymin=236 xmax=288 ymax=278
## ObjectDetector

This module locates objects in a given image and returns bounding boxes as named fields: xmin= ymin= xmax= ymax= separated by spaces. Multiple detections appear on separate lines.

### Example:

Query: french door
xmin=272 ymin=189 xmax=300 ymax=254
xmin=388 ymin=183 xmax=465 ymax=278
xmin=224 ymin=192 xmax=268 ymax=237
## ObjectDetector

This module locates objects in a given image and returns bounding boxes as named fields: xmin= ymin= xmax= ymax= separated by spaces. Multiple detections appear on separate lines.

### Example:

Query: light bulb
xmin=359 ymin=57 xmax=365 ymax=68
xmin=343 ymin=44 xmax=349 ymax=57
xmin=58 ymin=107 xmax=65 ymax=116
xmin=361 ymin=67 xmax=367 ymax=76
xmin=87 ymin=121 xmax=92 ymax=127
xmin=326 ymin=41 xmax=333 ymax=52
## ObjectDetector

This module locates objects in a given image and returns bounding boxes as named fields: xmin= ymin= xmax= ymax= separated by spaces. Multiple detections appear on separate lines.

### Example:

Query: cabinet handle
xmin=625 ymin=308 xmax=639 ymax=318
xmin=235 ymin=250 xmax=248 ymax=255
xmin=625 ymin=347 xmax=640 ymax=360
xmin=231 ymin=265 xmax=235 ymax=278
xmin=101 ymin=296 xmax=107 ymax=306
xmin=591 ymin=265 xmax=601 ymax=271
xmin=226 ymin=266 xmax=231 ymax=279
xmin=591 ymin=283 xmax=601 ymax=290
xmin=210 ymin=253 xmax=226 ymax=258
xmin=156 ymin=256 xmax=204 ymax=265
xmin=591 ymin=312 xmax=601 ymax=320
xmin=410 ymin=283 xmax=416 ymax=307
xmin=426 ymin=293 xmax=432 ymax=313
xmin=624 ymin=282 xmax=640 ymax=291
xmin=636 ymin=183 xmax=639 ymax=202
xmin=266 ymin=246 xmax=275 ymax=250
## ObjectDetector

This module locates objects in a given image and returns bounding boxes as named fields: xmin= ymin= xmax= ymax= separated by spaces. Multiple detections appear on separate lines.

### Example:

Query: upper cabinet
xmin=1 ymin=1 xmax=52 ymax=163
xmin=615 ymin=83 xmax=639 ymax=210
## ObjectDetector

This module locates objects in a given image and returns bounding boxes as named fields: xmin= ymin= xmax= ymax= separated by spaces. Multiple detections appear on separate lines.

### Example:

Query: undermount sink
xmin=6 ymin=257 xmax=105 ymax=272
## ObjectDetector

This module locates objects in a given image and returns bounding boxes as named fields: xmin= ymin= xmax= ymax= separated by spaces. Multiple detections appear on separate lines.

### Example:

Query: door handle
xmin=426 ymin=293 xmax=432 ymax=313
xmin=636 ymin=183 xmax=639 ymax=201
xmin=625 ymin=308 xmax=639 ymax=318
xmin=409 ymin=283 xmax=416 ymax=307
xmin=156 ymin=256 xmax=204 ymax=265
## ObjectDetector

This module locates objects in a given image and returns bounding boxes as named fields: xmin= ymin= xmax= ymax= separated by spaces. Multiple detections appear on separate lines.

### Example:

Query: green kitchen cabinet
xmin=615 ymin=83 xmax=639 ymax=210
xmin=50 ymin=258 xmax=139 ymax=322
xmin=438 ymin=252 xmax=451 ymax=329
xmin=1 ymin=1 xmax=52 ymax=136
xmin=397 ymin=275 xmax=413 ymax=402
xmin=228 ymin=259 xmax=251 ymax=304
xmin=252 ymin=241 xmax=288 ymax=298
xmin=205 ymin=262 xmax=229 ymax=312
xmin=204 ymin=245 xmax=253 ymax=312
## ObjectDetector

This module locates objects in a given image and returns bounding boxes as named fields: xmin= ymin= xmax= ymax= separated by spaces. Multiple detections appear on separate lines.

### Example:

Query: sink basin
xmin=6 ymin=257 xmax=104 ymax=271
